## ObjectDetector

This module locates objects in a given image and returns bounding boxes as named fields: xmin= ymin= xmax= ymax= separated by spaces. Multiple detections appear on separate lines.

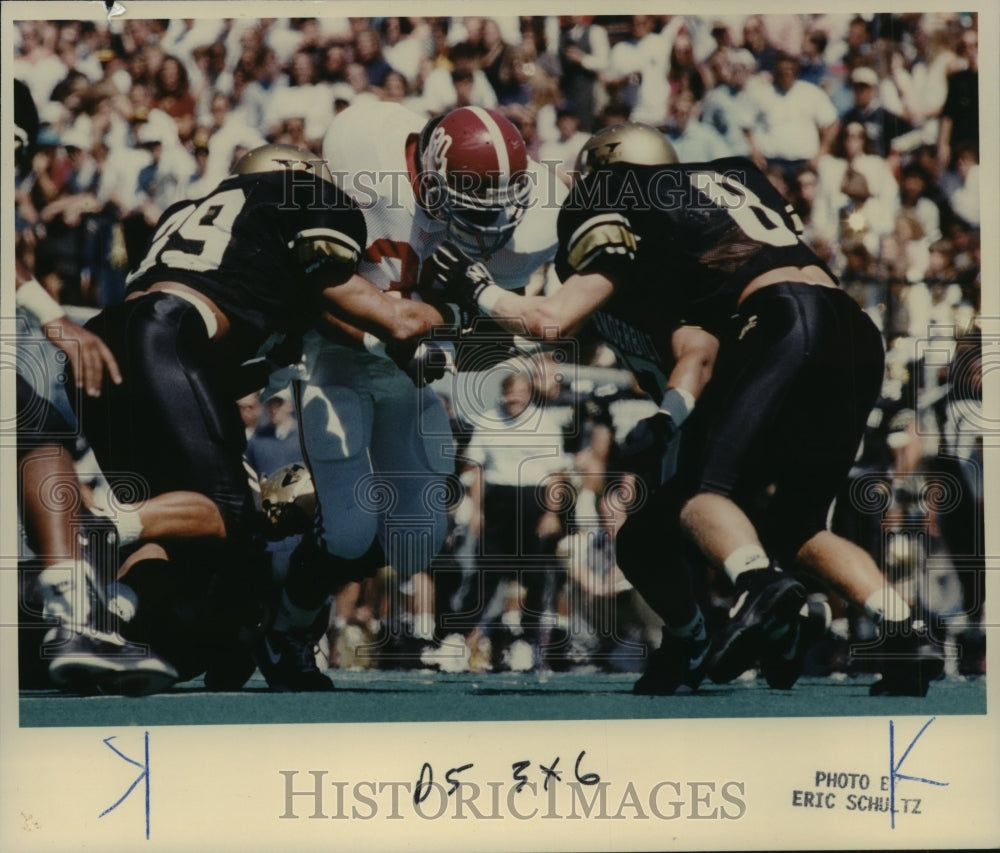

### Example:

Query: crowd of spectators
xmin=13 ymin=14 xmax=981 ymax=327
xmin=14 ymin=13 xmax=984 ymax=677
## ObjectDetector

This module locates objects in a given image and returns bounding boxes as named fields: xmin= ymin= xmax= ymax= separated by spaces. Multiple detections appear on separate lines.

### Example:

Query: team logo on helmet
xmin=418 ymin=107 xmax=533 ymax=258
xmin=231 ymin=143 xmax=335 ymax=185
xmin=425 ymin=124 xmax=454 ymax=173
xmin=574 ymin=122 xmax=679 ymax=181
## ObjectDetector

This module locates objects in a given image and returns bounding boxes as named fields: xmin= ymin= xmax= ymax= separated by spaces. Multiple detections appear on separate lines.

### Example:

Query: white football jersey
xmin=322 ymin=101 xmax=566 ymax=294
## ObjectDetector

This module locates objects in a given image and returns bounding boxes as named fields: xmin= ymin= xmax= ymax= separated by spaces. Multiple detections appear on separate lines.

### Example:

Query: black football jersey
xmin=555 ymin=158 xmax=832 ymax=400
xmin=126 ymin=171 xmax=366 ymax=362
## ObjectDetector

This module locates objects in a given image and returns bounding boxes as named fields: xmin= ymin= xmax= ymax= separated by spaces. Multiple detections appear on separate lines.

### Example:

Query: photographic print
xmin=2 ymin=2 xmax=997 ymax=850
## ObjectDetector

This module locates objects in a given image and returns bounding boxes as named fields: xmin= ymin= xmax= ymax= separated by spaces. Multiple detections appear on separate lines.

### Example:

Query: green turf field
xmin=19 ymin=671 xmax=986 ymax=727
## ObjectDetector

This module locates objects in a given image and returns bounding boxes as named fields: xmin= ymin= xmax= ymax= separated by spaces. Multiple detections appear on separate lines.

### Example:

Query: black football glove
xmin=386 ymin=339 xmax=455 ymax=387
xmin=430 ymin=240 xmax=497 ymax=317
xmin=620 ymin=411 xmax=680 ymax=488
xmin=421 ymin=292 xmax=477 ymax=334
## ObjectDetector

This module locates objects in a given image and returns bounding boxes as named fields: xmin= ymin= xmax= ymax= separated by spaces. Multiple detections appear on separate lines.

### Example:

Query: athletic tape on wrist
xmin=16 ymin=279 xmax=65 ymax=325
xmin=659 ymin=387 xmax=695 ymax=426
xmin=114 ymin=505 xmax=144 ymax=547
xmin=476 ymin=284 xmax=505 ymax=317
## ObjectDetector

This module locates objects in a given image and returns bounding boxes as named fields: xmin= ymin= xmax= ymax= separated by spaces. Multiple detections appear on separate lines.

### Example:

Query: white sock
xmin=412 ymin=612 xmax=435 ymax=642
xmin=864 ymin=588 xmax=911 ymax=625
xmin=722 ymin=544 xmax=771 ymax=584
xmin=500 ymin=609 xmax=524 ymax=636
xmin=829 ymin=617 xmax=850 ymax=641
xmin=105 ymin=582 xmax=138 ymax=625
xmin=39 ymin=561 xmax=95 ymax=631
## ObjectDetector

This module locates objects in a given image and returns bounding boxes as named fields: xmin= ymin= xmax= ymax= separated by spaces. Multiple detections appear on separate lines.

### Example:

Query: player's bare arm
xmin=431 ymin=241 xmax=614 ymax=339
xmin=319 ymin=274 xmax=448 ymax=343
xmin=667 ymin=325 xmax=718 ymax=403
xmin=15 ymin=259 xmax=122 ymax=397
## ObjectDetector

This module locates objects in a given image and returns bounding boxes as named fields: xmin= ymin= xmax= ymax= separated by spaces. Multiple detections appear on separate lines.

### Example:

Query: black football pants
xmin=682 ymin=282 xmax=886 ymax=560
xmin=79 ymin=292 xmax=254 ymax=539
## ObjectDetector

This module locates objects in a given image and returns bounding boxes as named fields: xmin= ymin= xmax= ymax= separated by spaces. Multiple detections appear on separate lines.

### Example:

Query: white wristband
xmin=362 ymin=332 xmax=389 ymax=358
xmin=16 ymin=279 xmax=65 ymax=326
xmin=476 ymin=284 xmax=505 ymax=317
xmin=659 ymin=387 xmax=696 ymax=426
xmin=115 ymin=504 xmax=145 ymax=547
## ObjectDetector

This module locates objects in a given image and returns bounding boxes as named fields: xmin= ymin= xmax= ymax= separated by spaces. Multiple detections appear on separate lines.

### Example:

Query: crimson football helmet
xmin=417 ymin=107 xmax=532 ymax=258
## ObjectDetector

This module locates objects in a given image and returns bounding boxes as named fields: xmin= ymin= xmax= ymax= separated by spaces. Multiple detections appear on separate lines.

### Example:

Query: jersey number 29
xmin=127 ymin=188 xmax=246 ymax=283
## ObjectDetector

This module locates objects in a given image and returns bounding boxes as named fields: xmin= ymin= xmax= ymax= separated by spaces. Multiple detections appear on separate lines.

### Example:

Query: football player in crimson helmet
xmin=303 ymin=100 xmax=564 ymax=671
xmin=415 ymin=106 xmax=534 ymax=259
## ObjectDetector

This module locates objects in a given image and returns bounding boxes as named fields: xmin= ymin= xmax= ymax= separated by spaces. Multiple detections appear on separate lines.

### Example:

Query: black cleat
xmin=255 ymin=629 xmax=335 ymax=692
xmin=47 ymin=629 xmax=179 ymax=697
xmin=372 ymin=625 xmax=440 ymax=671
xmin=204 ymin=643 xmax=257 ymax=691
xmin=633 ymin=631 xmax=711 ymax=696
xmin=760 ymin=595 xmax=831 ymax=688
xmin=954 ymin=627 xmax=986 ymax=678
xmin=708 ymin=568 xmax=806 ymax=684
xmin=867 ymin=622 xmax=945 ymax=697
xmin=759 ymin=618 xmax=804 ymax=690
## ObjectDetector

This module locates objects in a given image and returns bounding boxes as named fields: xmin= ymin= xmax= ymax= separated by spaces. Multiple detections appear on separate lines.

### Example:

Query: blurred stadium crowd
xmin=14 ymin=13 xmax=984 ymax=679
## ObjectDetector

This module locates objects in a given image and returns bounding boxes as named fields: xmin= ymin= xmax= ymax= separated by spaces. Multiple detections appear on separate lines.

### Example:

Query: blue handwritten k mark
xmin=99 ymin=732 xmax=151 ymax=839
xmin=889 ymin=718 xmax=948 ymax=829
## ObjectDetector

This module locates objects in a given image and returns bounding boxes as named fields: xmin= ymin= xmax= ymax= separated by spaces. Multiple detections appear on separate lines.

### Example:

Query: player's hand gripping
xmin=430 ymin=241 xmax=498 ymax=318
xmin=387 ymin=339 xmax=455 ymax=387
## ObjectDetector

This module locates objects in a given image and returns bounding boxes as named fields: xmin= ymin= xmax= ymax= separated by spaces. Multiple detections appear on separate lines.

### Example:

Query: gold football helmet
xmin=574 ymin=122 xmax=678 ymax=180
xmin=231 ymin=143 xmax=335 ymax=185
xmin=259 ymin=463 xmax=317 ymax=540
